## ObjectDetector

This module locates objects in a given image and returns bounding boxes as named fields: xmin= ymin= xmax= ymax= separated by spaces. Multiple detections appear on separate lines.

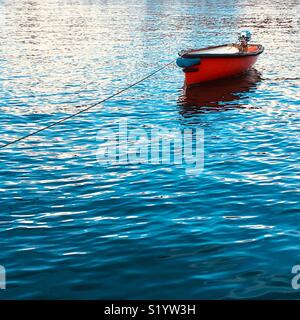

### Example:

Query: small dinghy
xmin=176 ymin=31 xmax=264 ymax=86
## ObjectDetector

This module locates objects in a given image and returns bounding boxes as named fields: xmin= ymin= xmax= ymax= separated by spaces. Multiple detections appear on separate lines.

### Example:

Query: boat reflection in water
xmin=178 ymin=68 xmax=262 ymax=116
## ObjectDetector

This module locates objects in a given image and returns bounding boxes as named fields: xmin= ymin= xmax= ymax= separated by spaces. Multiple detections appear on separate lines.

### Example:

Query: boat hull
xmin=184 ymin=55 xmax=259 ymax=86
xmin=178 ymin=44 xmax=264 ymax=86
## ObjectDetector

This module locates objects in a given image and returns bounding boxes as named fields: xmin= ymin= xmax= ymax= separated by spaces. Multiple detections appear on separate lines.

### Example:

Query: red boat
xmin=176 ymin=31 xmax=264 ymax=86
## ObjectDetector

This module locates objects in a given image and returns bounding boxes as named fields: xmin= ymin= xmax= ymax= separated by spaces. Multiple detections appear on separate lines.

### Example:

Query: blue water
xmin=0 ymin=0 xmax=300 ymax=299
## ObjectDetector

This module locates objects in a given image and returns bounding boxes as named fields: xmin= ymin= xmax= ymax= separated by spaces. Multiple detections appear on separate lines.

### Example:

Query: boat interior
xmin=184 ymin=44 xmax=263 ymax=57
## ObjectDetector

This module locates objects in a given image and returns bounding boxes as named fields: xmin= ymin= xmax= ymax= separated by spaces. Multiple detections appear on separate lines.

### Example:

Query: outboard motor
xmin=238 ymin=30 xmax=252 ymax=47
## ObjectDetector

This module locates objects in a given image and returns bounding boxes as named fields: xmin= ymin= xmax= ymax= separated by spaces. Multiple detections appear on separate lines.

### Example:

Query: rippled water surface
xmin=0 ymin=0 xmax=299 ymax=299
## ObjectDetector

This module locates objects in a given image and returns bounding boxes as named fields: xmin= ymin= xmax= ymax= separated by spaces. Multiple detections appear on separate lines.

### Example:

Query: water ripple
xmin=0 ymin=0 xmax=299 ymax=299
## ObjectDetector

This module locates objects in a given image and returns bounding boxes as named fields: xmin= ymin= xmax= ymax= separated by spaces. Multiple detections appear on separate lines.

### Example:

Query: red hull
xmin=185 ymin=55 xmax=259 ymax=86
xmin=178 ymin=44 xmax=264 ymax=86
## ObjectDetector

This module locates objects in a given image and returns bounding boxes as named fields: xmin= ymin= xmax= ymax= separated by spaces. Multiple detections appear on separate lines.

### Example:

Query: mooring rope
xmin=0 ymin=59 xmax=175 ymax=150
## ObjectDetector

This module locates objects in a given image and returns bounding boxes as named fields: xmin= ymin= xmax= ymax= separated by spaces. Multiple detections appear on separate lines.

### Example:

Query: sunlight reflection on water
xmin=0 ymin=0 xmax=300 ymax=299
